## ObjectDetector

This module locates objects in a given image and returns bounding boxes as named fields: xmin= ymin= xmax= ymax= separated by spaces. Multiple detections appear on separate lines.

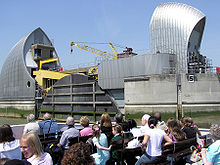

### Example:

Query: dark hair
xmin=127 ymin=119 xmax=137 ymax=130
xmin=154 ymin=112 xmax=162 ymax=122
xmin=0 ymin=124 xmax=15 ymax=143
xmin=148 ymin=116 xmax=158 ymax=129
xmin=114 ymin=112 xmax=123 ymax=124
xmin=61 ymin=142 xmax=95 ymax=165
xmin=121 ymin=121 xmax=130 ymax=132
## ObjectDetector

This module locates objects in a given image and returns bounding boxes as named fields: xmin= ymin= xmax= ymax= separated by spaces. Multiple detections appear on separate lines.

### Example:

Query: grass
xmin=125 ymin=111 xmax=220 ymax=123
xmin=0 ymin=108 xmax=34 ymax=118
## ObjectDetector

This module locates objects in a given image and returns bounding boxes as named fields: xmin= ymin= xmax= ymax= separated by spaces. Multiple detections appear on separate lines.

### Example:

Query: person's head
xmin=92 ymin=124 xmax=100 ymax=139
xmin=112 ymin=125 xmax=122 ymax=135
xmin=114 ymin=112 xmax=123 ymax=125
xmin=20 ymin=132 xmax=43 ymax=159
xmin=27 ymin=114 xmax=35 ymax=123
xmin=181 ymin=117 xmax=193 ymax=127
xmin=141 ymin=114 xmax=150 ymax=126
xmin=127 ymin=119 xmax=137 ymax=129
xmin=4 ymin=159 xmax=31 ymax=165
xmin=80 ymin=116 xmax=90 ymax=127
xmin=100 ymin=113 xmax=112 ymax=127
xmin=121 ymin=121 xmax=129 ymax=132
xmin=0 ymin=158 xmax=10 ymax=165
xmin=210 ymin=124 xmax=220 ymax=140
xmin=0 ymin=124 xmax=15 ymax=143
xmin=61 ymin=142 xmax=95 ymax=165
xmin=148 ymin=116 xmax=158 ymax=129
xmin=43 ymin=113 xmax=51 ymax=120
xmin=167 ymin=118 xmax=182 ymax=133
xmin=154 ymin=112 xmax=162 ymax=122
xmin=66 ymin=116 xmax=74 ymax=126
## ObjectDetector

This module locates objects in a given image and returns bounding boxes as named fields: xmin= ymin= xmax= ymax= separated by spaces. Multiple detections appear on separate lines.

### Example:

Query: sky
xmin=0 ymin=0 xmax=220 ymax=70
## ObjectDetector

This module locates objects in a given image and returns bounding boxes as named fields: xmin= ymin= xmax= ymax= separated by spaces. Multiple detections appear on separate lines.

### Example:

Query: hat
xmin=4 ymin=159 xmax=31 ymax=165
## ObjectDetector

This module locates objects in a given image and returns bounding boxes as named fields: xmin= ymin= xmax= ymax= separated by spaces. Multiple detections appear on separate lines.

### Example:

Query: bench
xmin=68 ymin=135 xmax=93 ymax=146
xmin=110 ymin=136 xmax=199 ymax=165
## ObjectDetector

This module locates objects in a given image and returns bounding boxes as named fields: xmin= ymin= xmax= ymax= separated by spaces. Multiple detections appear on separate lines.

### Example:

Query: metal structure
xmin=0 ymin=28 xmax=61 ymax=110
xmin=40 ymin=74 xmax=118 ymax=121
xmin=150 ymin=2 xmax=206 ymax=74
xmin=70 ymin=42 xmax=118 ymax=59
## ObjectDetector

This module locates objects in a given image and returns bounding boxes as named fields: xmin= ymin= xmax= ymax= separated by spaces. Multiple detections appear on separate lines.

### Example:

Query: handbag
xmin=190 ymin=146 xmax=202 ymax=163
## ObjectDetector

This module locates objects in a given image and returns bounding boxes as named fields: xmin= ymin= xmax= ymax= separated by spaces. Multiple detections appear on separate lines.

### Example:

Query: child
xmin=110 ymin=125 xmax=123 ymax=163
xmin=92 ymin=124 xmax=111 ymax=165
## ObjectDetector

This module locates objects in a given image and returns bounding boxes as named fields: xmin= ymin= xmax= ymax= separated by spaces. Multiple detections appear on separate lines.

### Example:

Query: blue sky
xmin=0 ymin=0 xmax=219 ymax=70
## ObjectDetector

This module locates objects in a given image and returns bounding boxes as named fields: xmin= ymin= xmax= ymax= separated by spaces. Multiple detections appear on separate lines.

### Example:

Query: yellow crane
xmin=70 ymin=42 xmax=118 ymax=59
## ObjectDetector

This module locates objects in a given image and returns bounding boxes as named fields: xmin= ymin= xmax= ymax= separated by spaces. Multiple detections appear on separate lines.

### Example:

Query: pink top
xmin=80 ymin=126 xmax=93 ymax=136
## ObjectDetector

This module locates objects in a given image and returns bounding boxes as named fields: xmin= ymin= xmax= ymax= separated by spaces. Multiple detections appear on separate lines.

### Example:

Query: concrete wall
xmin=124 ymin=73 xmax=220 ymax=114
xmin=0 ymin=100 xmax=35 ymax=110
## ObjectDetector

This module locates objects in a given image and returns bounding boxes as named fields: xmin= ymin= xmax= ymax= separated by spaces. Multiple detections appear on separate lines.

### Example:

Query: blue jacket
xmin=38 ymin=120 xmax=59 ymax=134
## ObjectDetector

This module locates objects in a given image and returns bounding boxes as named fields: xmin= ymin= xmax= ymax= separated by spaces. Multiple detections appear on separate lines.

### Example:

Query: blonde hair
xmin=20 ymin=132 xmax=43 ymax=160
xmin=100 ymin=113 xmax=112 ymax=127
xmin=80 ymin=116 xmax=90 ymax=127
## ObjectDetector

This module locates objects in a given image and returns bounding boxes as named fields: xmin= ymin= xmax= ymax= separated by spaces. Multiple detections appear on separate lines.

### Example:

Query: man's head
xmin=141 ymin=114 xmax=150 ymax=126
xmin=27 ymin=114 xmax=35 ymax=123
xmin=43 ymin=113 xmax=51 ymax=120
xmin=66 ymin=117 xmax=74 ymax=126
xmin=154 ymin=112 xmax=162 ymax=122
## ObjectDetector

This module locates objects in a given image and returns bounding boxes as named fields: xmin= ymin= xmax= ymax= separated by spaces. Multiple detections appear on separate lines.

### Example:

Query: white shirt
xmin=146 ymin=129 xmax=165 ymax=156
xmin=140 ymin=124 xmax=150 ymax=136
xmin=23 ymin=122 xmax=40 ymax=134
xmin=0 ymin=139 xmax=21 ymax=160
xmin=27 ymin=152 xmax=53 ymax=165
xmin=130 ymin=127 xmax=142 ymax=137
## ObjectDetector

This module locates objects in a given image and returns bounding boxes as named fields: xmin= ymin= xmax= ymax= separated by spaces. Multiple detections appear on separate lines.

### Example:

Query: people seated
xmin=166 ymin=118 xmax=186 ymax=143
xmin=127 ymin=118 xmax=142 ymax=138
xmin=201 ymin=124 xmax=220 ymax=165
xmin=57 ymin=116 xmax=80 ymax=150
xmin=23 ymin=114 xmax=40 ymax=135
xmin=113 ymin=112 xmax=124 ymax=126
xmin=181 ymin=117 xmax=198 ymax=139
xmin=154 ymin=112 xmax=167 ymax=131
xmin=61 ymin=142 xmax=95 ymax=165
xmin=121 ymin=121 xmax=133 ymax=139
xmin=0 ymin=124 xmax=21 ymax=160
xmin=79 ymin=116 xmax=93 ymax=137
xmin=110 ymin=125 xmax=123 ymax=162
xmin=20 ymin=132 xmax=53 ymax=165
xmin=135 ymin=116 xmax=173 ymax=165
xmin=140 ymin=114 xmax=151 ymax=135
xmin=91 ymin=124 xmax=111 ymax=165
xmin=38 ymin=113 xmax=59 ymax=134
xmin=100 ymin=113 xmax=113 ymax=145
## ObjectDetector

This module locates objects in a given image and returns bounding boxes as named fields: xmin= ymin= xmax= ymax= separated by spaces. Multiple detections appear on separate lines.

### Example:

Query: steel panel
xmin=150 ymin=2 xmax=206 ymax=73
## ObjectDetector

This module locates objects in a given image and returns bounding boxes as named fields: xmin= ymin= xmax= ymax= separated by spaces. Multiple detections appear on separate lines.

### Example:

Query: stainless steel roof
xmin=0 ymin=28 xmax=60 ymax=100
xmin=150 ymin=2 xmax=206 ymax=73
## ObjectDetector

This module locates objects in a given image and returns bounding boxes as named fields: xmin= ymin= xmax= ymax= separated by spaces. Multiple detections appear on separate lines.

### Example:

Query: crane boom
xmin=70 ymin=42 xmax=118 ymax=59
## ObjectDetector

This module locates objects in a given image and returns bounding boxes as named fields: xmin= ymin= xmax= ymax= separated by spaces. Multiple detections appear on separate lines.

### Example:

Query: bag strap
xmin=47 ymin=120 xmax=53 ymax=134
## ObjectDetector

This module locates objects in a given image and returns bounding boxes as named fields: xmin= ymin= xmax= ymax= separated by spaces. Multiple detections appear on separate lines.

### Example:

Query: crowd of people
xmin=0 ymin=112 xmax=219 ymax=165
